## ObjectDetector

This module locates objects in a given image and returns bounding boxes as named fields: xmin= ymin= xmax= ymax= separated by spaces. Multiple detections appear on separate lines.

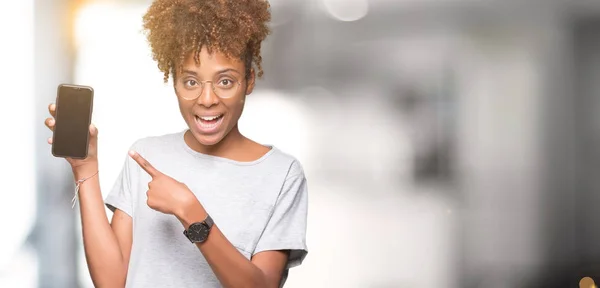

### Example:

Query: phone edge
xmin=51 ymin=84 xmax=95 ymax=159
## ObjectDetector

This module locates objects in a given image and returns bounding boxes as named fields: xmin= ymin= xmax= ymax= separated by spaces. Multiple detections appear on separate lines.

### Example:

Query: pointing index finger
xmin=129 ymin=150 xmax=160 ymax=177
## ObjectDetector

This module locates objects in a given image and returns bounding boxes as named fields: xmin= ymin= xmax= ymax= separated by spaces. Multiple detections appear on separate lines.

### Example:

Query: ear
xmin=245 ymin=69 xmax=256 ymax=95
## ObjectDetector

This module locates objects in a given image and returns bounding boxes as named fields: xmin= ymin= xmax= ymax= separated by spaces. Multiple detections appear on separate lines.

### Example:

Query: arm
xmin=127 ymin=152 xmax=307 ymax=288
xmin=177 ymin=204 xmax=288 ymax=288
xmin=75 ymin=165 xmax=132 ymax=288
xmin=46 ymin=105 xmax=132 ymax=287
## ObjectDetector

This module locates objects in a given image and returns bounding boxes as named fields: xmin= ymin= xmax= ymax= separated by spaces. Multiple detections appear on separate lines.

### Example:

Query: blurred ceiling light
xmin=74 ymin=2 xmax=142 ymax=49
xmin=322 ymin=0 xmax=369 ymax=22
xmin=74 ymin=3 xmax=105 ymax=49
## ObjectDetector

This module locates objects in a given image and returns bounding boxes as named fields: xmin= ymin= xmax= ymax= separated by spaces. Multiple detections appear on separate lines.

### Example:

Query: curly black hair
xmin=142 ymin=0 xmax=272 ymax=82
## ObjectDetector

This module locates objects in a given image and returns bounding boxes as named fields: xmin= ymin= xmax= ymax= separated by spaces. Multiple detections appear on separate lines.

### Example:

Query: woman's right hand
xmin=45 ymin=103 xmax=99 ymax=178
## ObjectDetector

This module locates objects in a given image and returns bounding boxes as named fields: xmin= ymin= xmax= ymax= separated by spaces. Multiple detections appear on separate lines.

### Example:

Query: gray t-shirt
xmin=104 ymin=131 xmax=308 ymax=288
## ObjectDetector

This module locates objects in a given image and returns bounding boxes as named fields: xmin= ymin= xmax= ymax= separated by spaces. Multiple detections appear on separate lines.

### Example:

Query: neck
xmin=184 ymin=124 xmax=245 ymax=157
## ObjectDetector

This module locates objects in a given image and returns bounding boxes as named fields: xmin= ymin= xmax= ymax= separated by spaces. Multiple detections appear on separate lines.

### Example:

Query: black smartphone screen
xmin=52 ymin=84 xmax=94 ymax=159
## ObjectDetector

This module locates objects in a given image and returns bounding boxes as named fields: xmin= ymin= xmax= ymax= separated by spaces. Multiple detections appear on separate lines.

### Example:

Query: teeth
xmin=195 ymin=115 xmax=222 ymax=130
xmin=199 ymin=115 xmax=220 ymax=121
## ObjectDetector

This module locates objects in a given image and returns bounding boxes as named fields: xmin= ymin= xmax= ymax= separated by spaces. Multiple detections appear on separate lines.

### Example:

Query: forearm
xmin=200 ymin=226 xmax=267 ymax=288
xmin=177 ymin=203 xmax=267 ymax=288
xmin=75 ymin=168 xmax=127 ymax=287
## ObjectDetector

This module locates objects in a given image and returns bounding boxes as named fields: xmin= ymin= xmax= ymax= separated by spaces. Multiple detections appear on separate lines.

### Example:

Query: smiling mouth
xmin=194 ymin=114 xmax=224 ymax=130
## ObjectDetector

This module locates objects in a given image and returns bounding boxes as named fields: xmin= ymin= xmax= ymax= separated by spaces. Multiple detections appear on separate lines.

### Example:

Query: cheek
xmin=224 ymin=99 xmax=246 ymax=121
xmin=177 ymin=100 xmax=193 ymax=118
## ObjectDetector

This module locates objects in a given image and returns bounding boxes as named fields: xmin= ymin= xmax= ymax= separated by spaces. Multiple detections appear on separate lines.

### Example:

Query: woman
xmin=44 ymin=0 xmax=308 ymax=287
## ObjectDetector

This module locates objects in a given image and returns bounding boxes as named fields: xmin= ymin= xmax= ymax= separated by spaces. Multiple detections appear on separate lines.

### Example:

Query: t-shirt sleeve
xmin=254 ymin=160 xmax=309 ymax=269
xmin=105 ymin=151 xmax=135 ymax=218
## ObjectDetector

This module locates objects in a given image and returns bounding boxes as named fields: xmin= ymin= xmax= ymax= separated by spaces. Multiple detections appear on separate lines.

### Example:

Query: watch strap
xmin=203 ymin=214 xmax=214 ymax=229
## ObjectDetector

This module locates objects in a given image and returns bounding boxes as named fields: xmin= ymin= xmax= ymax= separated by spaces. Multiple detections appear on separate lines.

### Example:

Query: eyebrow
xmin=181 ymin=69 xmax=198 ymax=76
xmin=181 ymin=68 xmax=242 ymax=76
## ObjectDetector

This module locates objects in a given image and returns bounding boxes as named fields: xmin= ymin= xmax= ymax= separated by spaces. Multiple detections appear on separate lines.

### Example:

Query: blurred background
xmin=2 ymin=0 xmax=600 ymax=287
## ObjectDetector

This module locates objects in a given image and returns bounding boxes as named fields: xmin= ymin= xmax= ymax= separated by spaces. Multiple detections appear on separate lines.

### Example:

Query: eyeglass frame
xmin=173 ymin=76 xmax=247 ymax=100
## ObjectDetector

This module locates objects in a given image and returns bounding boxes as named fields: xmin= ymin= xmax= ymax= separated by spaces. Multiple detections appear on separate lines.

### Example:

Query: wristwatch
xmin=183 ymin=214 xmax=214 ymax=243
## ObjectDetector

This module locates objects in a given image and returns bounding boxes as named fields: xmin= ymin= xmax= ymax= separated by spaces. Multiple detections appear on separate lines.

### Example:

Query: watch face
xmin=188 ymin=223 xmax=209 ymax=242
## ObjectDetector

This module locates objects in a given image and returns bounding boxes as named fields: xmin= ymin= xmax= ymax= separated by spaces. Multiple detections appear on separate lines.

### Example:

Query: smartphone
xmin=52 ymin=84 xmax=95 ymax=159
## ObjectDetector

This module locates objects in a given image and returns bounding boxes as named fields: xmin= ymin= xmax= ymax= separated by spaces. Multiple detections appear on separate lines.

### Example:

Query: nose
xmin=196 ymin=82 xmax=219 ymax=107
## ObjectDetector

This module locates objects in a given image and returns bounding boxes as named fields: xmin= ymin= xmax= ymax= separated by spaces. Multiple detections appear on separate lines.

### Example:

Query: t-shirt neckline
xmin=178 ymin=130 xmax=275 ymax=166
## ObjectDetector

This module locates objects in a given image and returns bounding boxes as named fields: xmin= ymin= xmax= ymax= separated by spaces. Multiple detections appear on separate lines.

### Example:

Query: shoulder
xmin=266 ymin=147 xmax=306 ymax=181
xmin=128 ymin=131 xmax=183 ymax=153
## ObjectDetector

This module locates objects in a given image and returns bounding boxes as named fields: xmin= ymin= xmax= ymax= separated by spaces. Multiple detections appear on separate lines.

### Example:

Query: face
xmin=174 ymin=47 xmax=255 ymax=146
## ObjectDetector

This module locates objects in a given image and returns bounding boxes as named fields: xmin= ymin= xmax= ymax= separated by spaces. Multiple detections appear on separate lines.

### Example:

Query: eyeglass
xmin=175 ymin=76 xmax=243 ymax=100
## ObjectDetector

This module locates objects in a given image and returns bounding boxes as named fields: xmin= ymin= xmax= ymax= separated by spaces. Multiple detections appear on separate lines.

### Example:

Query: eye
xmin=184 ymin=79 xmax=198 ymax=88
xmin=218 ymin=79 xmax=235 ymax=88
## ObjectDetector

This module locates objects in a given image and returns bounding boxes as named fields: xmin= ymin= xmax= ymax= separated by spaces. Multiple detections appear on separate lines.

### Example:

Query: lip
xmin=193 ymin=114 xmax=224 ymax=134
xmin=196 ymin=114 xmax=223 ymax=118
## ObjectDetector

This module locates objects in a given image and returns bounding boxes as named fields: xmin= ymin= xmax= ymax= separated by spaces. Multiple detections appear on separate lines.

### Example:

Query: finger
xmin=88 ymin=124 xmax=98 ymax=151
xmin=44 ymin=117 xmax=55 ymax=131
xmin=129 ymin=150 xmax=160 ymax=177
xmin=89 ymin=124 xmax=98 ymax=142
xmin=47 ymin=137 xmax=53 ymax=144
xmin=89 ymin=124 xmax=97 ymax=137
xmin=146 ymin=196 xmax=154 ymax=210
xmin=48 ymin=103 xmax=56 ymax=117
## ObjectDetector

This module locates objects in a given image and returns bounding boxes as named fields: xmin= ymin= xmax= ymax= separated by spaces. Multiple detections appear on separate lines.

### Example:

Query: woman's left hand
xmin=128 ymin=150 xmax=202 ymax=217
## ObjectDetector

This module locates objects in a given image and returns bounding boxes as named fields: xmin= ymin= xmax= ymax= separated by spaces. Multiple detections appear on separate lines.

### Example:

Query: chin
xmin=189 ymin=129 xmax=225 ymax=146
